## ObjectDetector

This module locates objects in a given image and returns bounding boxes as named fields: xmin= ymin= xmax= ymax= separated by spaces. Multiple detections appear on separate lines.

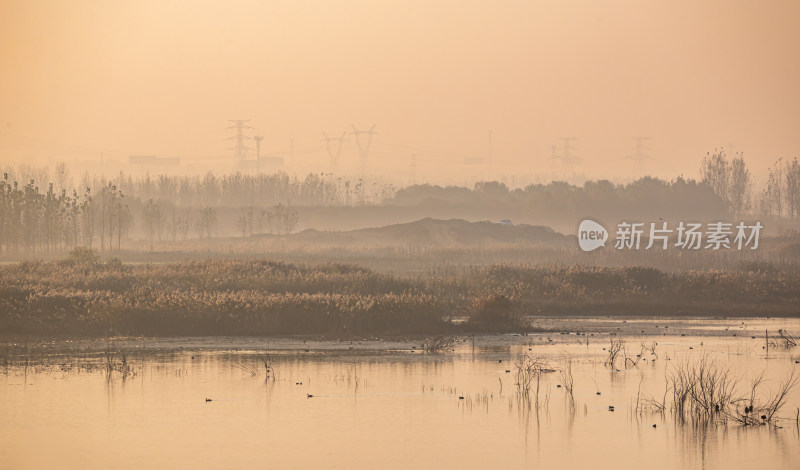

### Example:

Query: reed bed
xmin=1 ymin=259 xmax=799 ymax=337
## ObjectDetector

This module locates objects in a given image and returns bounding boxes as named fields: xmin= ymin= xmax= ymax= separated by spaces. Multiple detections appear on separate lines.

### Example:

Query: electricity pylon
xmin=550 ymin=137 xmax=581 ymax=173
xmin=322 ymin=132 xmax=348 ymax=172
xmin=623 ymin=137 xmax=654 ymax=172
xmin=227 ymin=120 xmax=253 ymax=162
xmin=350 ymin=124 xmax=377 ymax=175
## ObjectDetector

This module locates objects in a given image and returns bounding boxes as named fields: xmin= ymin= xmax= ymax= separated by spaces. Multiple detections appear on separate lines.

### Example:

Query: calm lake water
xmin=2 ymin=318 xmax=800 ymax=470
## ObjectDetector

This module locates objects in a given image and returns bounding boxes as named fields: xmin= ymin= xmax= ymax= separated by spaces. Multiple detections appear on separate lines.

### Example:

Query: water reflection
xmin=1 ymin=333 xmax=799 ymax=469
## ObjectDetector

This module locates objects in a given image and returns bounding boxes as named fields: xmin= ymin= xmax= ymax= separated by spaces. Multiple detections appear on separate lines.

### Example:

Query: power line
xmin=550 ymin=137 xmax=581 ymax=172
xmin=322 ymin=131 xmax=348 ymax=172
xmin=227 ymin=120 xmax=253 ymax=162
xmin=350 ymin=124 xmax=377 ymax=175
xmin=623 ymin=136 xmax=654 ymax=171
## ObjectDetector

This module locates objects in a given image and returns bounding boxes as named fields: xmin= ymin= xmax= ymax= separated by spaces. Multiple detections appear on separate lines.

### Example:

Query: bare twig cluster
xmin=725 ymin=370 xmax=800 ymax=425
xmin=636 ymin=354 xmax=800 ymax=427
xmin=605 ymin=339 xmax=625 ymax=368
xmin=514 ymin=354 xmax=555 ymax=407
xmin=771 ymin=329 xmax=797 ymax=348
xmin=423 ymin=336 xmax=456 ymax=353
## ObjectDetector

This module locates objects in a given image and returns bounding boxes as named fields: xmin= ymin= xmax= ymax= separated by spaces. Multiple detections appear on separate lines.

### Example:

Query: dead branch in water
xmin=559 ymin=355 xmax=575 ymax=408
xmin=605 ymin=339 xmax=625 ymax=368
xmin=726 ymin=369 xmax=800 ymax=426
xmin=515 ymin=354 xmax=555 ymax=408
xmin=259 ymin=353 xmax=274 ymax=382
xmin=667 ymin=354 xmax=737 ymax=423
xmin=774 ymin=329 xmax=797 ymax=348
xmin=643 ymin=341 xmax=658 ymax=359
xmin=423 ymin=336 xmax=456 ymax=353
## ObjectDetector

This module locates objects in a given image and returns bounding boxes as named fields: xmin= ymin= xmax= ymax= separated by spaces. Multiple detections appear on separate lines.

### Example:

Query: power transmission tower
xmin=322 ymin=132 xmax=348 ymax=172
xmin=227 ymin=120 xmax=253 ymax=162
xmin=624 ymin=137 xmax=653 ymax=172
xmin=561 ymin=137 xmax=579 ymax=163
xmin=550 ymin=137 xmax=581 ymax=173
xmin=350 ymin=124 xmax=377 ymax=175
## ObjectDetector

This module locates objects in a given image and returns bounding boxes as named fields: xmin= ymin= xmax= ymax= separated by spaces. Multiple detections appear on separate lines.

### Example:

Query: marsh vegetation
xmin=1 ymin=258 xmax=799 ymax=337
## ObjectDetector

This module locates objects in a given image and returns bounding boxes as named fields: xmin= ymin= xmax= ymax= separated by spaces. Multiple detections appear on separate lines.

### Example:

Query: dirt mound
xmin=293 ymin=218 xmax=571 ymax=248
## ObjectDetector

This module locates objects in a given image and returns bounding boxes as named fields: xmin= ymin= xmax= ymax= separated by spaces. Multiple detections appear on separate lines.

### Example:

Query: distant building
xmin=498 ymin=219 xmax=513 ymax=225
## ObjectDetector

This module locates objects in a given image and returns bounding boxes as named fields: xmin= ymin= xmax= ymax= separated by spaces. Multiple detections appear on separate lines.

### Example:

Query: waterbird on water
xmin=205 ymin=398 xmax=212 ymax=402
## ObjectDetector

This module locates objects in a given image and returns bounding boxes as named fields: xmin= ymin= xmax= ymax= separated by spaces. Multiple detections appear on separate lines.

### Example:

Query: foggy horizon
xmin=2 ymin=0 xmax=799 ymax=185
xmin=3 ymin=3 xmax=800 ymax=469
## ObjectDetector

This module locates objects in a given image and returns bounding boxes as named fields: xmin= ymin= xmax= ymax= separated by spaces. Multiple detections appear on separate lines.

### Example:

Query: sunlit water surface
xmin=2 ymin=320 xmax=800 ymax=469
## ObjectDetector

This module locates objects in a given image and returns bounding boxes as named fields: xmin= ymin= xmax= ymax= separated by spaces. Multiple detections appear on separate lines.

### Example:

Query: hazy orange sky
xmin=1 ymin=0 xmax=798 ymax=184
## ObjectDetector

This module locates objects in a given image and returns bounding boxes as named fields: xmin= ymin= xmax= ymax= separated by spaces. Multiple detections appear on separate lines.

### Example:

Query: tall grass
xmin=637 ymin=354 xmax=800 ymax=426
xmin=1 ymin=259 xmax=799 ymax=337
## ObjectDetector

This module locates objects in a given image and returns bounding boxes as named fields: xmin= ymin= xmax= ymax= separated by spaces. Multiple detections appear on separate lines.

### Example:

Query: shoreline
xmin=3 ymin=316 xmax=797 ymax=353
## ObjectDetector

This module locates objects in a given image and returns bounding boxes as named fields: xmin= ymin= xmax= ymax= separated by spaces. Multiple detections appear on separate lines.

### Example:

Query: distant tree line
xmin=700 ymin=149 xmax=800 ymax=219
xmin=390 ymin=151 xmax=800 ymax=223
xmin=0 ymin=175 xmax=132 ymax=256
xmin=1 ymin=149 xmax=798 ymax=255
xmin=0 ymin=166 xmax=401 ymax=254
xmin=0 ymin=171 xmax=306 ymax=255
xmin=390 ymin=176 xmax=728 ymax=223
xmin=762 ymin=157 xmax=800 ymax=219
xmin=112 ymin=171 xmax=395 ymax=208
xmin=700 ymin=149 xmax=752 ymax=216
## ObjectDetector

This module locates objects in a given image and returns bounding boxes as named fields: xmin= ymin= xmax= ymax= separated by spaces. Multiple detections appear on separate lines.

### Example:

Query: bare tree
xmin=142 ymin=199 xmax=161 ymax=251
xmin=767 ymin=158 xmax=785 ymax=217
xmin=198 ymin=206 xmax=217 ymax=239
xmin=701 ymin=149 xmax=731 ymax=209
xmin=729 ymin=154 xmax=751 ymax=216
xmin=786 ymin=157 xmax=800 ymax=219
